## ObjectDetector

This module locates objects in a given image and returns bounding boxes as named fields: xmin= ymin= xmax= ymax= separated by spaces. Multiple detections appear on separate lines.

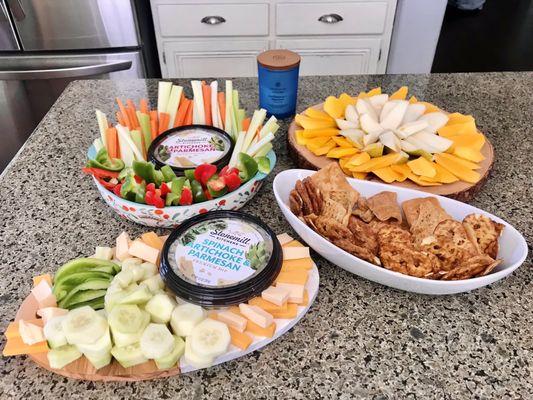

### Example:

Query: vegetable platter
xmin=3 ymin=232 xmax=319 ymax=381
xmin=84 ymin=80 xmax=279 ymax=227
xmin=287 ymin=86 xmax=494 ymax=202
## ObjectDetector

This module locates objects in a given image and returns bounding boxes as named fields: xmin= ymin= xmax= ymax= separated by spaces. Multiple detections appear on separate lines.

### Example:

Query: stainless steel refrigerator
xmin=0 ymin=0 xmax=151 ymax=173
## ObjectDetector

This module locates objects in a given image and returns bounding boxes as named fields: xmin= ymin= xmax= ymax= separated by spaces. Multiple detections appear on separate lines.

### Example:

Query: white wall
xmin=387 ymin=0 xmax=447 ymax=74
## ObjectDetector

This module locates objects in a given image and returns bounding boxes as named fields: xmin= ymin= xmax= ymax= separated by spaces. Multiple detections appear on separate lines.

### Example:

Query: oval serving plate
xmin=87 ymin=145 xmax=276 ymax=228
xmin=273 ymin=169 xmax=527 ymax=295
xmin=15 ymin=264 xmax=319 ymax=381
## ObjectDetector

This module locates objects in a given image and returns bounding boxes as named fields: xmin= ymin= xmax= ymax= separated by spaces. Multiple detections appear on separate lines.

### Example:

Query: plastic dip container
xmin=257 ymin=49 xmax=300 ymax=119
xmin=148 ymin=124 xmax=233 ymax=175
xmin=160 ymin=210 xmax=282 ymax=307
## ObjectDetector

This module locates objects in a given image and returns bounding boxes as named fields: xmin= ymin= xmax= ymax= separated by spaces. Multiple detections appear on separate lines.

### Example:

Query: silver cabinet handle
xmin=6 ymin=0 xmax=25 ymax=21
xmin=318 ymin=13 xmax=343 ymax=24
xmin=201 ymin=16 xmax=226 ymax=25
xmin=0 ymin=60 xmax=132 ymax=80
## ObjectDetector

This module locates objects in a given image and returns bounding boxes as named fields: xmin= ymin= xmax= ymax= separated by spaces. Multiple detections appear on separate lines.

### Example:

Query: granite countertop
xmin=0 ymin=73 xmax=531 ymax=399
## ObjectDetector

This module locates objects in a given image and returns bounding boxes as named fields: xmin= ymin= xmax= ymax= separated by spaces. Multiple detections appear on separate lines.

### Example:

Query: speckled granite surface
xmin=0 ymin=73 xmax=531 ymax=399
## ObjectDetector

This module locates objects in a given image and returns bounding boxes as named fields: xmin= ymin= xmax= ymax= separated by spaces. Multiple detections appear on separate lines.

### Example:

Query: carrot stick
xmin=218 ymin=92 xmax=226 ymax=127
xmin=242 ymin=117 xmax=251 ymax=132
xmin=150 ymin=110 xmax=158 ymax=139
xmin=174 ymin=98 xmax=190 ymax=127
xmin=202 ymin=84 xmax=212 ymax=126
xmin=116 ymin=112 xmax=125 ymax=127
xmin=126 ymin=99 xmax=137 ymax=112
xmin=106 ymin=127 xmax=118 ymax=159
xmin=140 ymin=98 xmax=149 ymax=114
xmin=116 ymin=98 xmax=132 ymax=129
xmin=158 ymin=112 xmax=170 ymax=135
xmin=126 ymin=107 xmax=139 ymax=128
xmin=184 ymin=102 xmax=194 ymax=125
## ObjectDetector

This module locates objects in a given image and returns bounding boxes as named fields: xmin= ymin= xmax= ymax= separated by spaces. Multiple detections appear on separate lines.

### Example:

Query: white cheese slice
xmin=128 ymin=240 xmax=160 ymax=264
xmin=115 ymin=231 xmax=131 ymax=261
xmin=282 ymin=246 xmax=310 ymax=260
xmin=276 ymin=283 xmax=305 ymax=304
xmin=19 ymin=320 xmax=45 ymax=345
xmin=31 ymin=279 xmax=52 ymax=302
xmin=262 ymin=286 xmax=290 ymax=306
xmin=276 ymin=233 xmax=294 ymax=246
xmin=36 ymin=307 xmax=69 ymax=325
xmin=218 ymin=310 xmax=248 ymax=333
xmin=239 ymin=304 xmax=273 ymax=328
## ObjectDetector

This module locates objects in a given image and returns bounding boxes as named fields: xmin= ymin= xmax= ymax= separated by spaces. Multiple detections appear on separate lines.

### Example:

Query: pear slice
xmin=395 ymin=120 xmax=429 ymax=139
xmin=409 ymin=131 xmax=453 ymax=153
xmin=379 ymin=131 xmax=401 ymax=153
xmin=380 ymin=100 xmax=409 ymax=130
xmin=380 ymin=100 xmax=401 ymax=122
xmin=360 ymin=113 xmax=384 ymax=135
xmin=363 ymin=130 xmax=382 ymax=146
xmin=356 ymin=98 xmax=378 ymax=122
xmin=400 ymin=139 xmax=419 ymax=153
xmin=339 ymin=128 xmax=364 ymax=149
xmin=335 ymin=118 xmax=358 ymax=130
xmin=405 ymin=135 xmax=441 ymax=154
xmin=344 ymin=105 xmax=359 ymax=124
xmin=402 ymin=103 xmax=426 ymax=124
xmin=368 ymin=94 xmax=389 ymax=111
xmin=364 ymin=143 xmax=384 ymax=158
xmin=418 ymin=112 xmax=449 ymax=133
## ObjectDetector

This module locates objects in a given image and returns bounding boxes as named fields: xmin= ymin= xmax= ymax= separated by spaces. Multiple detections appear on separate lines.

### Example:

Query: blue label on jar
xmin=258 ymin=64 xmax=299 ymax=119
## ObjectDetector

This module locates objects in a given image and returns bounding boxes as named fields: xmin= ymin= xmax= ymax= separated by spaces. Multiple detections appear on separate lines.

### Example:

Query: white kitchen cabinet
xmin=150 ymin=0 xmax=397 ymax=78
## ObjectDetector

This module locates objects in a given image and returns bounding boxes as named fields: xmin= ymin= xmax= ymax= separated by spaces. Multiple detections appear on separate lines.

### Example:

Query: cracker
xmin=410 ymin=201 xmax=451 ymax=245
xmin=402 ymin=197 xmax=449 ymax=227
xmin=367 ymin=191 xmax=402 ymax=223
xmin=463 ymin=214 xmax=504 ymax=259
xmin=310 ymin=162 xmax=359 ymax=201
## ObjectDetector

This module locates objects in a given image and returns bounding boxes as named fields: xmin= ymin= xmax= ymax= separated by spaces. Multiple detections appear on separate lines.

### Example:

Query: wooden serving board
xmin=287 ymin=104 xmax=494 ymax=203
xmin=14 ymin=266 xmax=319 ymax=382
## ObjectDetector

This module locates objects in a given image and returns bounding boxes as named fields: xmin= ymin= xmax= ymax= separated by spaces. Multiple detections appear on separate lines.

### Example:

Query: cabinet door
xmin=276 ymin=38 xmax=381 ymax=76
xmin=163 ymin=40 xmax=269 ymax=78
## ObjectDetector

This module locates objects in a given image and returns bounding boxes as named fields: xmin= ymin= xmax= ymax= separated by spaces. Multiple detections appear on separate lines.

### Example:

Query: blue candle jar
xmin=257 ymin=50 xmax=300 ymax=119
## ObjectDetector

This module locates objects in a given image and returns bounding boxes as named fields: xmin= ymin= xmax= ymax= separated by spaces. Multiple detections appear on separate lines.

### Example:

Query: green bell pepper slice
xmin=161 ymin=165 xmax=177 ymax=182
xmin=237 ymin=153 xmax=258 ymax=182
xmin=87 ymin=148 xmax=125 ymax=172
xmin=184 ymin=169 xmax=196 ymax=181
xmin=132 ymin=160 xmax=163 ymax=186
xmin=190 ymin=179 xmax=206 ymax=203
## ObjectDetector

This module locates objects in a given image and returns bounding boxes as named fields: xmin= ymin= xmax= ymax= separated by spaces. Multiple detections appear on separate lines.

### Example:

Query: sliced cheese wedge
xmin=276 ymin=283 xmax=305 ymax=304
xmin=19 ymin=320 xmax=46 ymax=345
xmin=261 ymin=286 xmax=290 ymax=307
xmin=239 ymin=304 xmax=274 ymax=329
xmin=217 ymin=310 xmax=247 ymax=333
xmin=128 ymin=240 xmax=160 ymax=264
xmin=276 ymin=233 xmax=294 ymax=246
xmin=115 ymin=231 xmax=131 ymax=261
xmin=282 ymin=246 xmax=310 ymax=260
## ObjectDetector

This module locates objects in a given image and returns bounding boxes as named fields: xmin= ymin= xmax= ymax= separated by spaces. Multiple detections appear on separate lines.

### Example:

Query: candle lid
xmin=257 ymin=50 xmax=300 ymax=70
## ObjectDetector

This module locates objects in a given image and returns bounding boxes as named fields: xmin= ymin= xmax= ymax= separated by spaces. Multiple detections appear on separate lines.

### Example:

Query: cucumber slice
xmin=155 ymin=336 xmax=185 ymax=370
xmin=170 ymin=303 xmax=205 ymax=337
xmin=130 ymin=265 xmax=145 ymax=282
xmin=190 ymin=319 xmax=230 ymax=358
xmin=44 ymin=315 xmax=68 ymax=349
xmin=76 ymin=328 xmax=112 ymax=358
xmin=144 ymin=293 xmax=176 ymax=324
xmin=54 ymin=258 xmax=118 ymax=285
xmin=183 ymin=337 xmax=213 ymax=369
xmin=118 ymin=285 xmax=152 ymax=305
xmin=47 ymin=345 xmax=82 ymax=369
xmin=58 ymin=280 xmax=111 ymax=308
xmin=60 ymin=289 xmax=107 ymax=309
xmin=140 ymin=323 xmax=174 ymax=359
xmin=111 ymin=311 xmax=150 ymax=347
xmin=113 ymin=269 xmax=133 ymax=288
xmin=255 ymin=156 xmax=271 ymax=174
xmin=140 ymin=275 xmax=164 ymax=293
xmin=109 ymin=305 xmax=145 ymax=334
xmin=140 ymin=262 xmax=157 ymax=279
xmin=94 ymin=247 xmax=114 ymax=261
xmin=121 ymin=257 xmax=142 ymax=271
xmin=53 ymin=271 xmax=113 ymax=301
xmin=104 ymin=290 xmax=128 ymax=312
xmin=111 ymin=342 xmax=148 ymax=368
xmin=61 ymin=306 xmax=108 ymax=345
xmin=85 ymin=351 xmax=112 ymax=370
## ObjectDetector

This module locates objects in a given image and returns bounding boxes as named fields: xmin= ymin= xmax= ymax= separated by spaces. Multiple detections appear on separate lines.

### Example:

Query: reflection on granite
xmin=0 ymin=73 xmax=531 ymax=399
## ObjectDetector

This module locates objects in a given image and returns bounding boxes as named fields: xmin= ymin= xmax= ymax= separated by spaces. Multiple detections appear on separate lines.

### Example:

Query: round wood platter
xmin=287 ymin=104 xmax=494 ymax=203
xmin=14 ymin=266 xmax=319 ymax=381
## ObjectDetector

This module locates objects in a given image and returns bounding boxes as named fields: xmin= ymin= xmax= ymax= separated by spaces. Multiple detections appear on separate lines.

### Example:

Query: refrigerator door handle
xmin=6 ymin=0 xmax=24 ymax=21
xmin=0 ymin=60 xmax=132 ymax=80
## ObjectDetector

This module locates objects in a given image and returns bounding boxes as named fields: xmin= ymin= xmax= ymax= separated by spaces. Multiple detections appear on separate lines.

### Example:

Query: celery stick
xmin=116 ymin=125 xmax=136 ymax=167
xmin=157 ymin=82 xmax=173 ymax=116
xmin=166 ymin=85 xmax=183 ymax=129
xmin=130 ymin=130 xmax=146 ymax=161
xmin=247 ymin=132 xmax=274 ymax=157
xmin=229 ymin=132 xmax=246 ymax=168
xmin=241 ymin=109 xmax=267 ymax=154
xmin=210 ymin=81 xmax=221 ymax=129
xmin=191 ymin=80 xmax=205 ymax=124
xmin=225 ymin=81 xmax=234 ymax=139
xmin=259 ymin=116 xmax=279 ymax=137
xmin=236 ymin=109 xmax=245 ymax=133
xmin=137 ymin=112 xmax=152 ymax=149
xmin=231 ymin=90 xmax=240 ymax=136
xmin=254 ymin=142 xmax=273 ymax=158
xmin=95 ymin=110 xmax=108 ymax=151
xmin=93 ymin=138 xmax=104 ymax=153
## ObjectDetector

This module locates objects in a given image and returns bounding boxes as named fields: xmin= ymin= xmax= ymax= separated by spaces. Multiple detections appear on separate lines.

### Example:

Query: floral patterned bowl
xmin=87 ymin=145 xmax=276 ymax=228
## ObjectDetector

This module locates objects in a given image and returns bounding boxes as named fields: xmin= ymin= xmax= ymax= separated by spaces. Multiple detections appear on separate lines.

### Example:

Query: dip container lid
xmin=148 ymin=125 xmax=233 ymax=174
xmin=257 ymin=49 xmax=301 ymax=70
xmin=160 ymin=210 xmax=282 ymax=307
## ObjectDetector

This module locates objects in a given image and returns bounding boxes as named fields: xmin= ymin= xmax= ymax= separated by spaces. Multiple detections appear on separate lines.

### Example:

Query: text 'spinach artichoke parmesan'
xmin=160 ymin=211 xmax=282 ymax=306
xmin=148 ymin=125 xmax=234 ymax=174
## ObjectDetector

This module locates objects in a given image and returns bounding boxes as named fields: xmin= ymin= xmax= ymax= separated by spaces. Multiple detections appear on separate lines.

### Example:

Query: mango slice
xmin=408 ymin=96 xmax=418 ymax=104
xmin=449 ymin=133 xmax=485 ymax=150
xmin=391 ymin=163 xmax=412 ymax=182
xmin=295 ymin=114 xmax=337 ymax=130
xmin=407 ymin=173 xmax=442 ymax=186
xmin=346 ymin=152 xmax=371 ymax=167
xmin=306 ymin=136 xmax=331 ymax=147
xmin=326 ymin=147 xmax=359 ymax=159
xmin=437 ymin=152 xmax=480 ymax=170
xmin=309 ymin=140 xmax=336 ymax=156
xmin=453 ymin=146 xmax=485 ymax=162
xmin=407 ymin=157 xmax=437 ymax=178
xmin=295 ymin=130 xmax=307 ymax=145
xmin=438 ymin=120 xmax=478 ymax=137
xmin=434 ymin=154 xmax=481 ymax=183
xmin=390 ymin=86 xmax=408 ymax=100
xmin=372 ymin=166 xmax=401 ymax=183
xmin=331 ymin=136 xmax=356 ymax=148
xmin=301 ymin=128 xmax=339 ymax=138
xmin=338 ymin=93 xmax=357 ymax=108
xmin=351 ymin=171 xmax=368 ymax=180
xmin=418 ymin=102 xmax=440 ymax=114
xmin=433 ymin=163 xmax=459 ymax=183
xmin=349 ymin=153 xmax=403 ymax=172
xmin=323 ymin=96 xmax=345 ymax=119
xmin=366 ymin=87 xmax=382 ymax=97
xmin=304 ymin=108 xmax=334 ymax=121
xmin=446 ymin=113 xmax=475 ymax=125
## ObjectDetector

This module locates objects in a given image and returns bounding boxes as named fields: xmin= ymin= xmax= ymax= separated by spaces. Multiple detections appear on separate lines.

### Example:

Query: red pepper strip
xmin=219 ymin=166 xmax=239 ymax=177
xmin=145 ymin=191 xmax=164 ymax=207
xmin=204 ymin=189 xmax=212 ymax=200
xmin=222 ymin=173 xmax=241 ymax=191
xmin=160 ymin=182 xmax=171 ymax=196
xmin=145 ymin=190 xmax=155 ymax=205
xmin=96 ymin=177 xmax=116 ymax=190
xmin=82 ymin=167 xmax=119 ymax=180
xmin=179 ymin=187 xmax=193 ymax=205
xmin=153 ymin=194 xmax=164 ymax=208
xmin=207 ymin=177 xmax=226 ymax=192
xmin=113 ymin=183 xmax=123 ymax=197
xmin=146 ymin=183 xmax=156 ymax=192
xmin=194 ymin=164 xmax=217 ymax=186
xmin=134 ymin=175 xmax=143 ymax=184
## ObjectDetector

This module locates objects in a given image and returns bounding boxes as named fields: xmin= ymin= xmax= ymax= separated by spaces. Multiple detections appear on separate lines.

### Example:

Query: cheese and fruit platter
xmin=3 ymin=217 xmax=319 ymax=381
xmin=288 ymin=86 xmax=494 ymax=201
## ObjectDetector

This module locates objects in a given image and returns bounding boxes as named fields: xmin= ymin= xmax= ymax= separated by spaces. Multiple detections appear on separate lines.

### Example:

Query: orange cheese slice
xmin=275 ymin=270 xmax=309 ymax=286
xmin=33 ymin=275 xmax=52 ymax=287
xmin=2 ymin=336 xmax=48 ymax=356
xmin=282 ymin=258 xmax=313 ymax=271
xmin=5 ymin=319 xmax=44 ymax=340
xmin=269 ymin=304 xmax=298 ymax=319
xmin=210 ymin=314 xmax=253 ymax=350
xmin=282 ymin=240 xmax=305 ymax=248
xmin=141 ymin=232 xmax=164 ymax=251
xmin=249 ymin=297 xmax=288 ymax=313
